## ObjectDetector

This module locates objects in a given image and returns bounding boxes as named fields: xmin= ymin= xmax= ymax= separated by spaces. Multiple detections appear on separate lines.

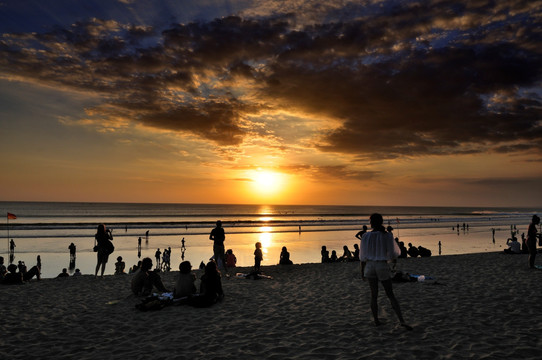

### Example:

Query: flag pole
xmin=6 ymin=213 xmax=9 ymax=257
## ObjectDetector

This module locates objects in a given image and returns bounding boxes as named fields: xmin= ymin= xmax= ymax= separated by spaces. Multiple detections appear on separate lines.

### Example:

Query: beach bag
xmin=105 ymin=240 xmax=115 ymax=254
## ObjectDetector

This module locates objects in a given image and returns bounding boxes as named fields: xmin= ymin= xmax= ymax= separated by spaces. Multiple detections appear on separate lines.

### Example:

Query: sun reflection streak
xmin=258 ymin=226 xmax=273 ymax=255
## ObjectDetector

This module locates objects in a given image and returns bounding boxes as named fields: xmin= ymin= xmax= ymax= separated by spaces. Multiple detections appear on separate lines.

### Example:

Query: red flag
xmin=7 ymin=212 xmax=17 ymax=220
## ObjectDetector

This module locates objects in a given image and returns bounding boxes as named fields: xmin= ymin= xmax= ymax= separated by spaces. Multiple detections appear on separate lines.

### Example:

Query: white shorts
xmin=364 ymin=260 xmax=391 ymax=281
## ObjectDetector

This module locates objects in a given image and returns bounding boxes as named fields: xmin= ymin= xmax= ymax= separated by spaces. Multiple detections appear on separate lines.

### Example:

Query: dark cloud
xmin=0 ymin=1 xmax=541 ymax=156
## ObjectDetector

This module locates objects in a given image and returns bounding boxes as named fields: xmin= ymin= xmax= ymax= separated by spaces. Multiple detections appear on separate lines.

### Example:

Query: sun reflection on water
xmin=258 ymin=227 xmax=273 ymax=254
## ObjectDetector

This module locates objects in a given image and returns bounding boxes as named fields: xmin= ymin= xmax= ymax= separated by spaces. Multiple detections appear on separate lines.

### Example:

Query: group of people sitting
xmin=131 ymin=257 xmax=224 ymax=308
xmin=503 ymin=233 xmax=529 ymax=254
xmin=221 ymin=246 xmax=294 ymax=272
xmin=321 ymin=244 xmax=360 ymax=263
xmin=0 ymin=257 xmax=41 ymax=284
xmin=403 ymin=242 xmax=432 ymax=258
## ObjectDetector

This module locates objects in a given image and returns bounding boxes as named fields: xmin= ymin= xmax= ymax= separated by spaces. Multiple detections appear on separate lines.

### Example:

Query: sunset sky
xmin=1 ymin=0 xmax=541 ymax=207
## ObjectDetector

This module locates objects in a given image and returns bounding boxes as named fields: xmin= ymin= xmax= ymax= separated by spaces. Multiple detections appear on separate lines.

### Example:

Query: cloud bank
xmin=1 ymin=0 xmax=541 ymax=159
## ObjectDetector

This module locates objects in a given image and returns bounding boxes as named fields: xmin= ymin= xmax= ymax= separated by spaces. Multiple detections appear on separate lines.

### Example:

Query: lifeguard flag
xmin=7 ymin=212 xmax=17 ymax=220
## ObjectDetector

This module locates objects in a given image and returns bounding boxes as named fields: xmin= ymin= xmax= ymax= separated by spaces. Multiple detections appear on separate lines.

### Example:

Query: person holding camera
xmin=94 ymin=224 xmax=114 ymax=278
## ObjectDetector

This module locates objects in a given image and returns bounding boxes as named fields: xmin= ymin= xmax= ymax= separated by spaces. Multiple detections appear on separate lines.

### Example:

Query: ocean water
xmin=1 ymin=201 xmax=540 ymax=278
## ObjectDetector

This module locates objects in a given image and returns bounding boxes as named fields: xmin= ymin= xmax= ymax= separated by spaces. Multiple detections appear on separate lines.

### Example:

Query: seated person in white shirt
xmin=504 ymin=236 xmax=521 ymax=254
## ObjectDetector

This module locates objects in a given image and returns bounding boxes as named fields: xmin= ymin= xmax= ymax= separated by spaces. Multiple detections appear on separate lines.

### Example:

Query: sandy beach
xmin=1 ymin=252 xmax=541 ymax=359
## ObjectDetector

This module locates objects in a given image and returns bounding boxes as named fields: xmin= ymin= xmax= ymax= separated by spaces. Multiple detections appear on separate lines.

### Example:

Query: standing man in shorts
xmin=359 ymin=213 xmax=412 ymax=330
xmin=210 ymin=220 xmax=226 ymax=270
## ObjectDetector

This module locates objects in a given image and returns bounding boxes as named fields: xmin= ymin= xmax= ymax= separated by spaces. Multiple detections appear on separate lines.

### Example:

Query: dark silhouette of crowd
xmin=1 ymin=257 xmax=41 ymax=285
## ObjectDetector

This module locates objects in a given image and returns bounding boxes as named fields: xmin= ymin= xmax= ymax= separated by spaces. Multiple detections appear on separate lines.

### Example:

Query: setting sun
xmin=251 ymin=170 xmax=284 ymax=195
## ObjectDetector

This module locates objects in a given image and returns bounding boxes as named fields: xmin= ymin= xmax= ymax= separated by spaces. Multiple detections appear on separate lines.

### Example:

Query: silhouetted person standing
xmin=360 ymin=213 xmax=412 ymax=330
xmin=94 ymin=224 xmax=113 ymax=278
xmin=527 ymin=215 xmax=540 ymax=269
xmin=69 ymin=242 xmax=76 ymax=260
xmin=209 ymin=220 xmax=226 ymax=270
xmin=9 ymin=239 xmax=15 ymax=256
xmin=155 ymin=248 xmax=161 ymax=269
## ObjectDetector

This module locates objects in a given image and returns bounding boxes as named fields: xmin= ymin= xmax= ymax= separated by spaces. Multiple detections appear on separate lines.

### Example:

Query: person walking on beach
xmin=94 ymin=224 xmax=113 ymax=278
xmin=209 ymin=220 xmax=226 ymax=270
xmin=359 ymin=213 xmax=412 ymax=330
xmin=527 ymin=215 xmax=540 ymax=269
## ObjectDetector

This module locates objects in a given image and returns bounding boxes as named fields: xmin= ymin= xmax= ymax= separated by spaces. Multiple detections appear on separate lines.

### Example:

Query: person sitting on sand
xmin=57 ymin=268 xmax=69 ymax=277
xmin=397 ymin=241 xmax=407 ymax=258
xmin=407 ymin=243 xmax=419 ymax=258
xmin=321 ymin=246 xmax=330 ymax=263
xmin=189 ymin=260 xmax=224 ymax=307
xmin=73 ymin=268 xmax=82 ymax=276
xmin=131 ymin=257 xmax=169 ymax=296
xmin=129 ymin=261 xmax=142 ymax=274
xmin=16 ymin=261 xmax=40 ymax=282
xmin=330 ymin=250 xmax=338 ymax=262
xmin=504 ymin=237 xmax=521 ymax=254
xmin=418 ymin=246 xmax=432 ymax=257
xmin=225 ymin=249 xmax=237 ymax=269
xmin=1 ymin=264 xmax=23 ymax=284
xmin=360 ymin=213 xmax=412 ymax=330
xmin=174 ymin=261 xmax=197 ymax=299
xmin=115 ymin=256 xmax=126 ymax=275
xmin=352 ymin=244 xmax=360 ymax=260
xmin=340 ymin=245 xmax=354 ymax=261
xmin=279 ymin=246 xmax=293 ymax=265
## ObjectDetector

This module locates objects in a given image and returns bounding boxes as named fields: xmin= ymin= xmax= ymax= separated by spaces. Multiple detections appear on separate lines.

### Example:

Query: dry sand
xmin=1 ymin=252 xmax=541 ymax=359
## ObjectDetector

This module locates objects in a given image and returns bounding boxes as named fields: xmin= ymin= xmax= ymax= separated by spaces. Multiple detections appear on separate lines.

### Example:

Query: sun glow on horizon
xmin=249 ymin=169 xmax=285 ymax=198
